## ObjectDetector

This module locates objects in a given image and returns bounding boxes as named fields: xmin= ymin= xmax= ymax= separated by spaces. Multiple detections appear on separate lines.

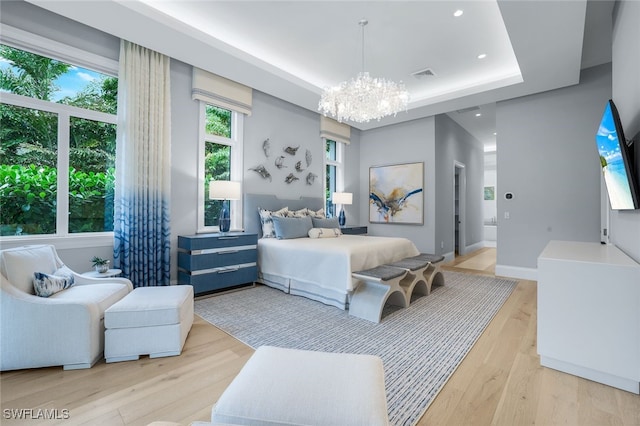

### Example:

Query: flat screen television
xmin=595 ymin=99 xmax=639 ymax=210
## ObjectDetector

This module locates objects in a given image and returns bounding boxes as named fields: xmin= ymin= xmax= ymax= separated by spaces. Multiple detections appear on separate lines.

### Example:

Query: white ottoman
xmin=104 ymin=285 xmax=194 ymax=363
xmin=211 ymin=346 xmax=389 ymax=426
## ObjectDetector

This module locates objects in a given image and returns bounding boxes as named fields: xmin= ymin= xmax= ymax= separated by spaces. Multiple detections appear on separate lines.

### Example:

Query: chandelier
xmin=318 ymin=19 xmax=409 ymax=123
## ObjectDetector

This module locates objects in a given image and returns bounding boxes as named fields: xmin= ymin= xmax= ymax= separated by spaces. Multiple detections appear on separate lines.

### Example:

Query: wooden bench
xmin=350 ymin=265 xmax=409 ymax=323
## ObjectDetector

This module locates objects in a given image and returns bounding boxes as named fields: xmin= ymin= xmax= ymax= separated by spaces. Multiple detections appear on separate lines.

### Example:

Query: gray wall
xmin=358 ymin=118 xmax=437 ymax=254
xmin=496 ymin=63 xmax=612 ymax=273
xmin=610 ymin=0 xmax=640 ymax=262
xmin=0 ymin=0 xmax=119 ymax=61
xmin=434 ymin=114 xmax=485 ymax=255
xmin=244 ymin=91 xmax=324 ymax=200
xmin=169 ymin=59 xmax=200 ymax=278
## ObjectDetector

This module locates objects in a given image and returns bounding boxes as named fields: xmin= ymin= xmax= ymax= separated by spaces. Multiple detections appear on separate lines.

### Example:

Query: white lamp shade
xmin=209 ymin=180 xmax=242 ymax=200
xmin=332 ymin=192 xmax=353 ymax=205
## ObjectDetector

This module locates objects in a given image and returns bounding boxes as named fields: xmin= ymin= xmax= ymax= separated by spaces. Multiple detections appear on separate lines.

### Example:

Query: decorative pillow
xmin=33 ymin=266 xmax=75 ymax=297
xmin=272 ymin=216 xmax=313 ymax=239
xmin=287 ymin=208 xmax=312 ymax=218
xmin=308 ymin=228 xmax=342 ymax=239
xmin=258 ymin=207 xmax=289 ymax=238
xmin=308 ymin=208 xmax=326 ymax=218
xmin=312 ymin=217 xmax=340 ymax=229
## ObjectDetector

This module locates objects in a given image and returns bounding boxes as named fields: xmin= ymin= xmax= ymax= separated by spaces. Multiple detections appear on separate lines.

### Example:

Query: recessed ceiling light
xmin=493 ymin=132 xmax=497 ymax=136
xmin=453 ymin=9 xmax=464 ymax=17
xmin=475 ymin=113 xmax=482 ymax=117
xmin=477 ymin=53 xmax=487 ymax=59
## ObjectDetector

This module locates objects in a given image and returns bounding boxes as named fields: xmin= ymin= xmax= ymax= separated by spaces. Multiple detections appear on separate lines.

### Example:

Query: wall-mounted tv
xmin=595 ymin=99 xmax=639 ymax=210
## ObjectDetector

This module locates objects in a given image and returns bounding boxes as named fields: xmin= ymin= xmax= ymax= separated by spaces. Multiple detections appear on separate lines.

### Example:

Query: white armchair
xmin=1 ymin=245 xmax=133 ymax=370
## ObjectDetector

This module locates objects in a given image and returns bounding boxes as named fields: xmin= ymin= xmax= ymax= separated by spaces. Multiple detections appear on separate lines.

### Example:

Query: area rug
xmin=195 ymin=271 xmax=517 ymax=426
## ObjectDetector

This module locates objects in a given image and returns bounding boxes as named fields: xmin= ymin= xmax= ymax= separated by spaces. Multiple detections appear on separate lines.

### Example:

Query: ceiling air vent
xmin=411 ymin=68 xmax=436 ymax=78
xmin=455 ymin=106 xmax=480 ymax=114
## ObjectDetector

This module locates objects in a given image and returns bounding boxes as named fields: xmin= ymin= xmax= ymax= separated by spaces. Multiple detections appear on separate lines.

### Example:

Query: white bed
xmin=244 ymin=194 xmax=420 ymax=309
xmin=258 ymin=235 xmax=419 ymax=309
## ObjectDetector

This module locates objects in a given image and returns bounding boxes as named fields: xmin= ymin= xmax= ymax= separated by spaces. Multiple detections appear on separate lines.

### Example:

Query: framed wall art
xmin=484 ymin=186 xmax=495 ymax=200
xmin=369 ymin=162 xmax=424 ymax=224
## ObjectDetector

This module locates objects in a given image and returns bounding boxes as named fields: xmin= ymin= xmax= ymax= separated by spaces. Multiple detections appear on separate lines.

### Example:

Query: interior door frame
xmin=454 ymin=161 xmax=466 ymax=256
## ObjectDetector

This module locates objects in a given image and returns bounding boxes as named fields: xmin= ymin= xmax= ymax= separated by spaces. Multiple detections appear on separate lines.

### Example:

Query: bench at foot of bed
xmin=350 ymin=265 xmax=409 ymax=323
xmin=407 ymin=253 xmax=445 ymax=293
xmin=350 ymin=254 xmax=446 ymax=323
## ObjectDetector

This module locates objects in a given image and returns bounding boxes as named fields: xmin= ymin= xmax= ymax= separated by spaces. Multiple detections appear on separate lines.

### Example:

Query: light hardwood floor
xmin=2 ymin=248 xmax=639 ymax=425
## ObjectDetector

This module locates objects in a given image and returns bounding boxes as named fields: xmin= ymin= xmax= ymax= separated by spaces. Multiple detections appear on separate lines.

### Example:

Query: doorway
xmin=454 ymin=161 xmax=466 ymax=256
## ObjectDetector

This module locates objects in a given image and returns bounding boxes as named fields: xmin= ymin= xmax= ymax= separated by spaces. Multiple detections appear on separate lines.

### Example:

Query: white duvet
xmin=258 ymin=235 xmax=420 ymax=294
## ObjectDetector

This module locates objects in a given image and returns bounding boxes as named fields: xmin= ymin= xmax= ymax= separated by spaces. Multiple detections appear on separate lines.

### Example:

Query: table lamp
xmin=209 ymin=180 xmax=242 ymax=233
xmin=332 ymin=192 xmax=353 ymax=227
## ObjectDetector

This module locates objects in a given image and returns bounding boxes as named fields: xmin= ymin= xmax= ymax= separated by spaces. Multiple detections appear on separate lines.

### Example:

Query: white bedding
xmin=258 ymin=235 xmax=420 ymax=296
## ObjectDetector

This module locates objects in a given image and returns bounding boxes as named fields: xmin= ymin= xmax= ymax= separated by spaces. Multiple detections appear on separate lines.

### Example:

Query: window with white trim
xmin=0 ymin=32 xmax=118 ymax=239
xmin=324 ymin=139 xmax=344 ymax=217
xmin=197 ymin=103 xmax=244 ymax=232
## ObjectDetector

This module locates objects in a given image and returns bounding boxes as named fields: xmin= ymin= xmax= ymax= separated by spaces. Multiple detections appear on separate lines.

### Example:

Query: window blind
xmin=192 ymin=67 xmax=252 ymax=115
xmin=320 ymin=115 xmax=351 ymax=144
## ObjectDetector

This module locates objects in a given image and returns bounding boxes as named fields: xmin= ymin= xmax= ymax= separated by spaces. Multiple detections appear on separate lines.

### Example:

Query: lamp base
xmin=339 ymin=209 xmax=346 ymax=227
xmin=219 ymin=204 xmax=230 ymax=233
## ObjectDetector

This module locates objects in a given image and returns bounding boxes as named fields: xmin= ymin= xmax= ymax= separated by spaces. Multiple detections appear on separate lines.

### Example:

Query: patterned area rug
xmin=195 ymin=271 xmax=517 ymax=426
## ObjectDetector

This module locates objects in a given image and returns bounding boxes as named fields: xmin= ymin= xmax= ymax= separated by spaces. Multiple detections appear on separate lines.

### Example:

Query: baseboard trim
xmin=495 ymin=264 xmax=537 ymax=281
xmin=464 ymin=241 xmax=485 ymax=254
xmin=483 ymin=240 xmax=497 ymax=248
xmin=442 ymin=251 xmax=455 ymax=263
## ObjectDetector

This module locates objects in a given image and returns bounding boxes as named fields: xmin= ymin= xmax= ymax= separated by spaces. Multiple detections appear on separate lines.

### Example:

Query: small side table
xmin=82 ymin=268 xmax=122 ymax=278
xmin=341 ymin=226 xmax=368 ymax=235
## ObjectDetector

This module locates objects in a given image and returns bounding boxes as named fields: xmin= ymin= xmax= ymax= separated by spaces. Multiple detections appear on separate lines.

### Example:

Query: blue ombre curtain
xmin=113 ymin=40 xmax=171 ymax=287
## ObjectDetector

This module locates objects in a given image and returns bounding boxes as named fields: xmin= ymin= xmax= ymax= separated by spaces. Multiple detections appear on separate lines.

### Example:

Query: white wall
xmin=610 ymin=0 xmax=640 ymax=262
xmin=358 ymin=117 xmax=436 ymax=254
xmin=434 ymin=114 xmax=485 ymax=256
xmin=496 ymin=64 xmax=612 ymax=278
xmin=484 ymin=152 xmax=497 ymax=224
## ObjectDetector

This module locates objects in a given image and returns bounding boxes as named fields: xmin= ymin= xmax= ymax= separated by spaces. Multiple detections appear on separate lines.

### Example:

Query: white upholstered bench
xmin=104 ymin=285 xmax=194 ymax=363
xmin=211 ymin=346 xmax=389 ymax=426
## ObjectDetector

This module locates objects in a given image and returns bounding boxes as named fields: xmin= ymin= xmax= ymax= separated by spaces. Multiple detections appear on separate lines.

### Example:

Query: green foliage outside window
xmin=203 ymin=104 xmax=234 ymax=227
xmin=0 ymin=44 xmax=117 ymax=236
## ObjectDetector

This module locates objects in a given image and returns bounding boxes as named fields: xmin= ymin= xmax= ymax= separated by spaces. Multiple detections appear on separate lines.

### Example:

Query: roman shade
xmin=320 ymin=115 xmax=351 ymax=145
xmin=192 ymin=67 xmax=252 ymax=116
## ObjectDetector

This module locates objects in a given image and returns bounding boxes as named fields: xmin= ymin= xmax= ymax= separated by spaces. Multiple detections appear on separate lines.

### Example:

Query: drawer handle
xmin=217 ymin=250 xmax=239 ymax=255
xmin=218 ymin=267 xmax=239 ymax=274
xmin=218 ymin=236 xmax=239 ymax=240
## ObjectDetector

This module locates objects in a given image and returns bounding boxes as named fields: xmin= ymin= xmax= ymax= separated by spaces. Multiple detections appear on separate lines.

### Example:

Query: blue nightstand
xmin=178 ymin=232 xmax=257 ymax=296
xmin=340 ymin=226 xmax=368 ymax=235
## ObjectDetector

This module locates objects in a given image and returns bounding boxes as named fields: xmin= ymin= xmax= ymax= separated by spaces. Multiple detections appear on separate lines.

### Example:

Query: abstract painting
xmin=369 ymin=162 xmax=423 ymax=224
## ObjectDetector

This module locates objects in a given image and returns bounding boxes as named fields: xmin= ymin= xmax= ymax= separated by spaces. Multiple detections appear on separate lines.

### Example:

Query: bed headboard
xmin=244 ymin=193 xmax=325 ymax=237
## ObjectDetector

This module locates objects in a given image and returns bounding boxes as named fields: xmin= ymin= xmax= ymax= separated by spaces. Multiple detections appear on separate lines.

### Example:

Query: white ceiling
xmin=27 ymin=0 xmax=614 ymax=149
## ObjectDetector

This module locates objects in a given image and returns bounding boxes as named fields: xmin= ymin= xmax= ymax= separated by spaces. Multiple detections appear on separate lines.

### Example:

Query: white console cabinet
xmin=537 ymin=240 xmax=640 ymax=394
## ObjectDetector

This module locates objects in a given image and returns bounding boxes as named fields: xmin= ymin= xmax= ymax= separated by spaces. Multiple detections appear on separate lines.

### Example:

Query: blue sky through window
xmin=0 ymin=47 xmax=105 ymax=102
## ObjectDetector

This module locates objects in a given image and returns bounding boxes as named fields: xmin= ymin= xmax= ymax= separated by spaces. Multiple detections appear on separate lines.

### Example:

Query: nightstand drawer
xmin=178 ymin=232 xmax=256 ymax=251
xmin=178 ymin=247 xmax=257 ymax=270
xmin=179 ymin=265 xmax=257 ymax=295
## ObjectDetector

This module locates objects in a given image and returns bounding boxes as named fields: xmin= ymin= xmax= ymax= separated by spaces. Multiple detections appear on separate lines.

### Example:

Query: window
xmin=0 ymin=39 xmax=118 ymax=238
xmin=324 ymin=139 xmax=344 ymax=217
xmin=198 ymin=103 xmax=244 ymax=232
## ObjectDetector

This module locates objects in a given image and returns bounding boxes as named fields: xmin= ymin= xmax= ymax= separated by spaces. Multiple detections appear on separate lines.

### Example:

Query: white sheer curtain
xmin=113 ymin=40 xmax=171 ymax=287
